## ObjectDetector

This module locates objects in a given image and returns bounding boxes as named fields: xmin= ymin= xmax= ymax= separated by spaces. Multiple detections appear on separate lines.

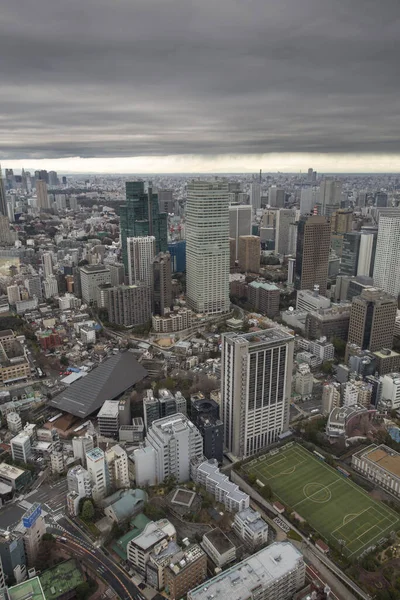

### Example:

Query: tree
xmin=247 ymin=473 xmax=257 ymax=485
xmin=81 ymin=499 xmax=95 ymax=521
xmin=259 ymin=484 xmax=273 ymax=500
xmin=321 ymin=361 xmax=334 ymax=375
xmin=60 ymin=354 xmax=69 ymax=366
xmin=332 ymin=336 xmax=346 ymax=359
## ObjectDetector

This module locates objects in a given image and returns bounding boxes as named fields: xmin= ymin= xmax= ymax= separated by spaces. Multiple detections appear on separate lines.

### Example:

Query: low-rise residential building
xmin=11 ymin=433 xmax=32 ymax=463
xmin=322 ymin=382 xmax=341 ymax=415
xmin=105 ymin=445 xmax=130 ymax=489
xmin=380 ymin=373 xmax=400 ymax=411
xmin=0 ymin=463 xmax=30 ymax=491
xmin=152 ymin=307 xmax=194 ymax=333
xmin=191 ymin=459 xmax=250 ymax=512
xmin=164 ymin=543 xmax=207 ymax=599
xmin=187 ymin=542 xmax=305 ymax=600
xmin=202 ymin=528 xmax=236 ymax=567
xmin=295 ymin=364 xmax=313 ymax=398
xmin=7 ymin=412 xmax=22 ymax=434
xmin=352 ymin=444 xmax=400 ymax=498
xmin=232 ymin=507 xmax=269 ymax=550
xmin=127 ymin=519 xmax=176 ymax=573
xmin=98 ymin=399 xmax=131 ymax=439
xmin=67 ymin=465 xmax=91 ymax=516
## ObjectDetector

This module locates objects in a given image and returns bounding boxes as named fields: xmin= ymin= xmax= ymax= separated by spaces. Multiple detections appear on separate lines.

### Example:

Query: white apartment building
xmin=322 ymin=382 xmax=341 ymax=415
xmin=105 ymin=445 xmax=130 ymax=489
xmin=11 ymin=433 xmax=32 ymax=463
xmin=152 ymin=307 xmax=193 ymax=333
xmin=221 ymin=328 xmax=294 ymax=458
xmin=275 ymin=209 xmax=296 ymax=256
xmin=7 ymin=412 xmax=22 ymax=434
xmin=187 ymin=542 xmax=305 ymax=600
xmin=373 ymin=216 xmax=400 ymax=298
xmin=80 ymin=264 xmax=111 ymax=304
xmin=42 ymin=252 xmax=53 ymax=277
xmin=232 ymin=507 xmax=269 ymax=550
xmin=72 ymin=433 xmax=96 ymax=467
xmin=300 ymin=187 xmax=317 ymax=215
xmin=250 ymin=182 xmax=262 ymax=211
xmin=43 ymin=275 xmax=58 ymax=299
xmin=308 ymin=337 xmax=335 ymax=362
xmin=295 ymin=363 xmax=313 ymax=398
xmin=134 ymin=413 xmax=203 ymax=486
xmin=86 ymin=447 xmax=108 ymax=502
xmin=67 ymin=465 xmax=91 ymax=515
xmin=191 ymin=459 xmax=250 ymax=513
xmin=127 ymin=518 xmax=176 ymax=573
xmin=343 ymin=380 xmax=372 ymax=408
xmin=186 ymin=179 xmax=230 ymax=315
xmin=380 ymin=373 xmax=400 ymax=410
xmin=357 ymin=229 xmax=377 ymax=277
xmin=229 ymin=205 xmax=252 ymax=259
xmin=7 ymin=285 xmax=20 ymax=306
xmin=126 ymin=236 xmax=155 ymax=286
xmin=36 ymin=180 xmax=50 ymax=210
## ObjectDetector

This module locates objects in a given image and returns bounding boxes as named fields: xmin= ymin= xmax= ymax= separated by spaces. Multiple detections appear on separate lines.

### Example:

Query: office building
xmin=319 ymin=178 xmax=342 ymax=217
xmin=153 ymin=252 xmax=172 ymax=316
xmin=322 ymin=382 xmax=341 ymax=415
xmin=80 ymin=264 xmax=111 ymax=304
xmin=98 ymin=399 xmax=131 ymax=439
xmin=186 ymin=179 xmax=230 ymax=315
xmin=250 ymin=182 xmax=261 ymax=211
xmin=347 ymin=288 xmax=397 ymax=355
xmin=187 ymin=542 xmax=305 ymax=600
xmin=330 ymin=209 xmax=353 ymax=234
xmin=22 ymin=504 xmax=46 ymax=567
xmin=104 ymin=284 xmax=152 ymax=327
xmin=0 ymin=463 xmax=30 ymax=491
xmin=36 ymin=179 xmax=49 ymax=210
xmin=275 ymin=209 xmax=296 ymax=255
xmin=268 ymin=186 xmax=285 ymax=208
xmin=0 ymin=167 xmax=6 ymax=216
xmin=67 ymin=465 xmax=91 ymax=516
xmin=295 ymin=215 xmax=330 ymax=296
xmin=373 ymin=216 xmax=400 ymax=298
xmin=375 ymin=192 xmax=388 ymax=207
xmin=202 ymin=528 xmax=236 ymax=568
xmin=191 ymin=397 xmax=223 ymax=463
xmin=109 ymin=262 xmax=125 ymax=287
xmin=105 ymin=445 xmax=130 ymax=489
xmin=7 ymin=412 xmax=22 ymax=434
xmin=373 ymin=348 xmax=400 ymax=376
xmin=0 ymin=216 xmax=15 ymax=246
xmin=143 ymin=390 xmax=187 ymax=431
xmin=221 ymin=328 xmax=294 ymax=458
xmin=296 ymin=288 xmax=331 ymax=312
xmin=357 ymin=227 xmax=378 ymax=277
xmin=120 ymin=181 xmax=167 ymax=272
xmin=238 ymin=235 xmax=260 ymax=273
xmin=42 ymin=252 xmax=53 ymax=277
xmin=157 ymin=189 xmax=174 ymax=214
xmin=352 ymin=445 xmax=400 ymax=499
xmin=379 ymin=373 xmax=400 ymax=411
xmin=126 ymin=236 xmax=155 ymax=287
xmin=86 ymin=447 xmax=108 ymax=502
xmin=135 ymin=413 xmax=203 ymax=486
xmin=168 ymin=240 xmax=186 ymax=273
xmin=232 ymin=507 xmax=269 ymax=550
xmin=25 ymin=275 xmax=42 ymax=300
xmin=295 ymin=364 xmax=313 ymax=398
xmin=229 ymin=205 xmax=252 ymax=259
xmin=299 ymin=187 xmax=316 ymax=215
xmin=164 ymin=544 xmax=207 ymax=599
xmin=247 ymin=281 xmax=280 ymax=317
xmin=11 ymin=433 xmax=32 ymax=463
xmin=0 ymin=532 xmax=26 ymax=580
xmin=340 ymin=232 xmax=361 ymax=276
xmin=127 ymin=518 xmax=176 ymax=574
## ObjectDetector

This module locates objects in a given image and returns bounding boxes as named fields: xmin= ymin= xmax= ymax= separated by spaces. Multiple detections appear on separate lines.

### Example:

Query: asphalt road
xmin=26 ymin=479 xmax=68 ymax=513
xmin=49 ymin=524 xmax=145 ymax=600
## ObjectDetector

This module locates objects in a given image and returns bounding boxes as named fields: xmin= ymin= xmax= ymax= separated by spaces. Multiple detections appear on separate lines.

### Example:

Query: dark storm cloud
xmin=0 ymin=0 xmax=399 ymax=159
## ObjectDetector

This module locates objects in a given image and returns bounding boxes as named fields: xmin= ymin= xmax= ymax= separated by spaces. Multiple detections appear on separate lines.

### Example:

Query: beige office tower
xmin=319 ymin=178 xmax=342 ymax=217
xmin=295 ymin=215 xmax=331 ymax=296
xmin=36 ymin=179 xmax=50 ymax=210
xmin=221 ymin=328 xmax=294 ymax=458
xmin=238 ymin=235 xmax=260 ymax=274
xmin=126 ymin=235 xmax=155 ymax=287
xmin=330 ymin=209 xmax=353 ymax=234
xmin=186 ymin=179 xmax=230 ymax=315
xmin=229 ymin=204 xmax=252 ymax=260
xmin=275 ymin=209 xmax=296 ymax=255
xmin=347 ymin=288 xmax=397 ymax=355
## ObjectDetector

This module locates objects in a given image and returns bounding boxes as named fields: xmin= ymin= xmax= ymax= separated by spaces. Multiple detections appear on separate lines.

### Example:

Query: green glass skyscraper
xmin=120 ymin=181 xmax=168 ymax=272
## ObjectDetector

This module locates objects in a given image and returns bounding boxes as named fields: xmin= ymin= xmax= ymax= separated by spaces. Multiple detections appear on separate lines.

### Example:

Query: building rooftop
xmin=49 ymin=351 xmax=148 ymax=417
xmin=8 ymin=577 xmax=45 ymax=600
xmin=167 ymin=544 xmax=206 ymax=575
xmin=225 ymin=327 xmax=294 ymax=348
xmin=204 ymin=528 xmax=235 ymax=555
xmin=98 ymin=400 xmax=120 ymax=418
xmin=39 ymin=559 xmax=84 ymax=600
xmin=188 ymin=542 xmax=303 ymax=600
xmin=113 ymin=513 xmax=151 ymax=560
xmin=360 ymin=445 xmax=400 ymax=479
xmin=80 ymin=264 xmax=110 ymax=273
xmin=86 ymin=447 xmax=104 ymax=461
xmin=0 ymin=462 xmax=26 ymax=480
xmin=235 ymin=508 xmax=268 ymax=533
xmin=0 ymin=330 xmax=13 ymax=338
xmin=130 ymin=519 xmax=175 ymax=551
xmin=249 ymin=281 xmax=279 ymax=291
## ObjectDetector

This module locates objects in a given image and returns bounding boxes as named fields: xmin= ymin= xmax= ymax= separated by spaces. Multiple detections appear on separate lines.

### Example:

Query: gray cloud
xmin=0 ymin=0 xmax=399 ymax=160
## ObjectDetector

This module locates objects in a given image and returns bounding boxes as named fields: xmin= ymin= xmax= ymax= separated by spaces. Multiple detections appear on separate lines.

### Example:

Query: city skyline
xmin=1 ymin=0 xmax=399 ymax=173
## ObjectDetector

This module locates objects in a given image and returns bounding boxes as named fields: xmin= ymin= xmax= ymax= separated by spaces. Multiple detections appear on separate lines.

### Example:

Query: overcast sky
xmin=1 ymin=0 xmax=399 ymax=173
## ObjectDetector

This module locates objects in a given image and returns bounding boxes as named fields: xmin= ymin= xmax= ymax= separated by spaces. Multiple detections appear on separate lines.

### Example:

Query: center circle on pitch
xmin=303 ymin=482 xmax=332 ymax=503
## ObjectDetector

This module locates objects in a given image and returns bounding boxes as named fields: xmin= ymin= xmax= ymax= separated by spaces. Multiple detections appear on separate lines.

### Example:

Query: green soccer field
xmin=244 ymin=443 xmax=400 ymax=557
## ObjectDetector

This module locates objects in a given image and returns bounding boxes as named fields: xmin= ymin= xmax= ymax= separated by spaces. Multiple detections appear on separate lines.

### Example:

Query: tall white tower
xmin=186 ymin=179 xmax=230 ymax=315
xmin=127 ymin=236 xmax=156 ymax=286
xmin=250 ymin=182 xmax=261 ymax=212
xmin=221 ymin=328 xmax=294 ymax=458
xmin=373 ymin=216 xmax=400 ymax=298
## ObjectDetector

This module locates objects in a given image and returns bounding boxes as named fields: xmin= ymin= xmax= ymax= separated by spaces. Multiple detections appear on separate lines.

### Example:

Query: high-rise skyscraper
xmin=153 ymin=252 xmax=172 ymax=316
xmin=347 ymin=288 xmax=397 ymax=354
xmin=319 ymin=178 xmax=342 ymax=217
xmin=120 ymin=181 xmax=168 ymax=273
xmin=126 ymin=236 xmax=155 ymax=287
xmin=229 ymin=205 xmax=252 ymax=260
xmin=295 ymin=215 xmax=330 ymax=296
xmin=157 ymin=189 xmax=174 ymax=213
xmin=42 ymin=252 xmax=53 ymax=277
xmin=0 ymin=166 xmax=6 ymax=216
xmin=250 ymin=182 xmax=261 ymax=212
xmin=299 ymin=187 xmax=316 ymax=215
xmin=268 ymin=186 xmax=285 ymax=208
xmin=275 ymin=209 xmax=296 ymax=255
xmin=186 ymin=179 xmax=230 ymax=315
xmin=373 ymin=216 xmax=400 ymax=299
xmin=340 ymin=232 xmax=361 ymax=276
xmin=36 ymin=179 xmax=50 ymax=210
xmin=238 ymin=236 xmax=260 ymax=273
xmin=104 ymin=285 xmax=152 ymax=327
xmin=221 ymin=328 xmax=294 ymax=458
xmin=357 ymin=227 xmax=378 ymax=277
